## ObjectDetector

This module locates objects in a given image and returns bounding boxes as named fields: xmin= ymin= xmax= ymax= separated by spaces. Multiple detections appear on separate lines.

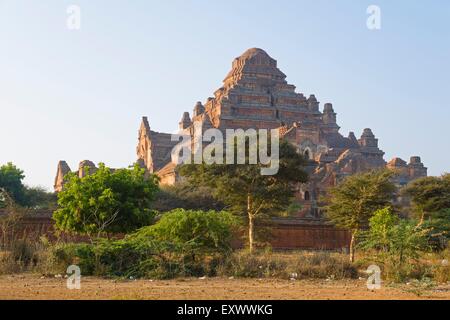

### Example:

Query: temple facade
xmin=55 ymin=48 xmax=428 ymax=219
xmin=130 ymin=48 xmax=427 ymax=218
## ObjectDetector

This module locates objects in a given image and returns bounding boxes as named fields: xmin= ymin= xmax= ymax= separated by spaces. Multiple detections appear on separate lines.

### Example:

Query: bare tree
xmin=0 ymin=188 xmax=25 ymax=249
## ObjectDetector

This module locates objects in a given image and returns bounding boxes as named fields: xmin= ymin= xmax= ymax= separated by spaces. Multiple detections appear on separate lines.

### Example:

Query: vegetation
xmin=403 ymin=174 xmax=450 ymax=247
xmin=323 ymin=169 xmax=397 ymax=262
xmin=53 ymin=163 xmax=159 ymax=238
xmin=0 ymin=163 xmax=26 ymax=207
xmin=134 ymin=209 xmax=237 ymax=253
xmin=359 ymin=207 xmax=431 ymax=281
xmin=403 ymin=173 xmax=450 ymax=223
xmin=221 ymin=251 xmax=358 ymax=280
xmin=1 ymin=157 xmax=448 ymax=286
xmin=179 ymin=139 xmax=308 ymax=252
xmin=44 ymin=209 xmax=236 ymax=278
xmin=152 ymin=182 xmax=225 ymax=212
xmin=0 ymin=162 xmax=55 ymax=209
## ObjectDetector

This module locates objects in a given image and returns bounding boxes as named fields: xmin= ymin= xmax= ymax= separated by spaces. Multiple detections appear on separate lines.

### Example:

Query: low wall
xmin=270 ymin=218 xmax=350 ymax=250
xmin=0 ymin=210 xmax=83 ymax=242
xmin=0 ymin=211 xmax=350 ymax=250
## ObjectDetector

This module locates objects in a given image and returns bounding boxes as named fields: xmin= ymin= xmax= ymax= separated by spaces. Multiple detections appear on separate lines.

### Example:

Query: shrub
xmin=135 ymin=209 xmax=237 ymax=253
xmin=53 ymin=163 xmax=159 ymax=238
xmin=46 ymin=209 xmax=237 ymax=279
xmin=219 ymin=251 xmax=358 ymax=280
xmin=360 ymin=208 xmax=431 ymax=269
xmin=0 ymin=240 xmax=41 ymax=274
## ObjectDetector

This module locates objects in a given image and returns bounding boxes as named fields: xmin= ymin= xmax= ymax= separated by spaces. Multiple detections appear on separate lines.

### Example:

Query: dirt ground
xmin=0 ymin=274 xmax=449 ymax=300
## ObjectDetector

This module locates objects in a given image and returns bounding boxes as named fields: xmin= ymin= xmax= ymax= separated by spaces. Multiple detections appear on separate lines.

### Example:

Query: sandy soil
xmin=0 ymin=274 xmax=448 ymax=300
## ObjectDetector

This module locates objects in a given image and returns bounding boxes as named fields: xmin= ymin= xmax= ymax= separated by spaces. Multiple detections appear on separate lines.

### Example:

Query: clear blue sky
xmin=0 ymin=0 xmax=449 ymax=190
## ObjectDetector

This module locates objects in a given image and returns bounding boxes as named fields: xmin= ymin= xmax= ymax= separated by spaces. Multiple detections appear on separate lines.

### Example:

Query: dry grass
xmin=218 ymin=250 xmax=358 ymax=280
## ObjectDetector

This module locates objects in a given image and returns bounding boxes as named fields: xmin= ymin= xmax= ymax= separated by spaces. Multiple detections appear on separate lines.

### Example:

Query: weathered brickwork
xmin=133 ymin=48 xmax=427 ymax=218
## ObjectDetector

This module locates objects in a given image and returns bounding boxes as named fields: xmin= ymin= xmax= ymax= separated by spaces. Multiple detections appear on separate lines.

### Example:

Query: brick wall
xmin=269 ymin=218 xmax=350 ymax=250
xmin=0 ymin=211 xmax=350 ymax=250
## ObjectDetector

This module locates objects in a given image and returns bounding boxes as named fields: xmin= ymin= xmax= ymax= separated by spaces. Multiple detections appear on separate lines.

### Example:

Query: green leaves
xmin=361 ymin=207 xmax=431 ymax=264
xmin=179 ymin=139 xmax=308 ymax=218
xmin=403 ymin=174 xmax=450 ymax=220
xmin=131 ymin=209 xmax=237 ymax=253
xmin=52 ymin=209 xmax=237 ymax=278
xmin=0 ymin=162 xmax=26 ymax=207
xmin=0 ymin=162 xmax=55 ymax=209
xmin=178 ymin=139 xmax=308 ymax=251
xmin=322 ymin=169 xmax=397 ymax=261
xmin=323 ymin=169 xmax=396 ymax=231
xmin=53 ymin=163 xmax=159 ymax=237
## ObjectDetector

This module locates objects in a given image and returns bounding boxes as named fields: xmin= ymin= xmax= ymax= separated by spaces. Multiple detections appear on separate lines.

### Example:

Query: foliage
xmin=361 ymin=208 xmax=430 ymax=263
xmin=360 ymin=207 xmax=399 ymax=252
xmin=179 ymin=138 xmax=308 ymax=252
xmin=47 ymin=209 xmax=236 ymax=278
xmin=152 ymin=182 xmax=225 ymax=212
xmin=323 ymin=169 xmax=396 ymax=261
xmin=0 ymin=162 xmax=56 ymax=209
xmin=132 ymin=209 xmax=237 ymax=253
xmin=402 ymin=174 xmax=450 ymax=248
xmin=0 ymin=163 xmax=27 ymax=207
xmin=23 ymin=187 xmax=57 ymax=210
xmin=403 ymin=173 xmax=450 ymax=222
xmin=0 ymin=189 xmax=26 ymax=251
xmin=53 ymin=163 xmax=159 ymax=238
xmin=424 ymin=209 xmax=450 ymax=248
xmin=359 ymin=207 xmax=432 ymax=282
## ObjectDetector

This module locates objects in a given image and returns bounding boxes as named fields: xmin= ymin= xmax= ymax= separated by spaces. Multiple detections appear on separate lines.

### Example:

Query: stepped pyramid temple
xmin=55 ymin=48 xmax=427 ymax=249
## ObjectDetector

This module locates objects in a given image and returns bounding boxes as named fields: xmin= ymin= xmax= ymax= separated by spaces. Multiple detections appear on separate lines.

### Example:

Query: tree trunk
xmin=349 ymin=231 xmax=356 ymax=263
xmin=419 ymin=210 xmax=426 ymax=226
xmin=247 ymin=193 xmax=254 ymax=253
xmin=248 ymin=214 xmax=254 ymax=253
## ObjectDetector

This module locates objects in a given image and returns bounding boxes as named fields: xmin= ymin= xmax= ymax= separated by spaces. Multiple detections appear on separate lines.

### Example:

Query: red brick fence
xmin=0 ymin=210 xmax=350 ymax=250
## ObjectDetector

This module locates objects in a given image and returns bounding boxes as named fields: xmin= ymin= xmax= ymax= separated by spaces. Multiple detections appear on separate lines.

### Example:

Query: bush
xmin=45 ymin=238 xmax=225 ymax=279
xmin=357 ymin=207 xmax=435 ymax=283
xmin=46 ymin=209 xmax=237 ymax=279
xmin=360 ymin=208 xmax=430 ymax=263
xmin=219 ymin=251 xmax=358 ymax=280
xmin=136 ymin=209 xmax=237 ymax=253
xmin=0 ymin=239 xmax=41 ymax=274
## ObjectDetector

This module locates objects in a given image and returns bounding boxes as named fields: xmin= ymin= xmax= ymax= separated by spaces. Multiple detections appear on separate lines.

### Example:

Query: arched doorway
xmin=304 ymin=191 xmax=310 ymax=201
xmin=304 ymin=150 xmax=310 ymax=159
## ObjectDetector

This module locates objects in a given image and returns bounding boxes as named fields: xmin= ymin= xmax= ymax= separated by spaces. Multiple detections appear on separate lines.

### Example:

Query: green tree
xmin=179 ymin=139 xmax=308 ymax=253
xmin=323 ymin=169 xmax=396 ymax=262
xmin=24 ymin=187 xmax=57 ymax=210
xmin=361 ymin=207 xmax=430 ymax=267
xmin=361 ymin=207 xmax=399 ymax=252
xmin=0 ymin=162 xmax=26 ymax=207
xmin=418 ymin=208 xmax=450 ymax=250
xmin=403 ymin=173 xmax=450 ymax=224
xmin=53 ymin=163 xmax=159 ymax=238
xmin=0 ymin=162 xmax=56 ymax=209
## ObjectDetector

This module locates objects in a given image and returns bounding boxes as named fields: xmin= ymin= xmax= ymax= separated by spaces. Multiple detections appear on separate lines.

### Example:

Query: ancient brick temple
xmin=54 ymin=48 xmax=427 ymax=249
